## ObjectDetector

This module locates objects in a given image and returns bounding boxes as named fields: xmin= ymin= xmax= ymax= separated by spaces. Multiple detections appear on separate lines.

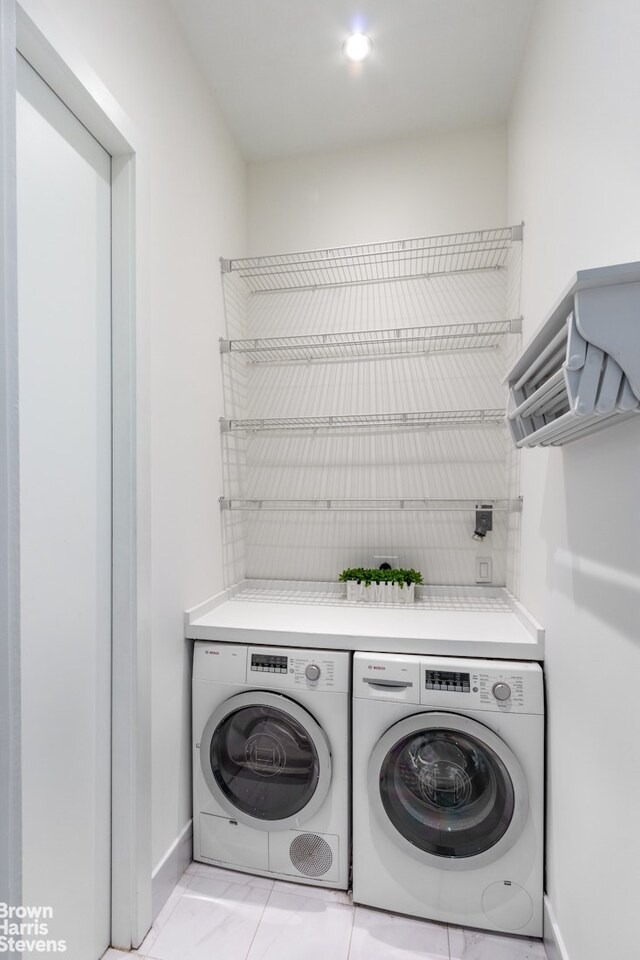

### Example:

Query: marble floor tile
xmin=102 ymin=951 xmax=135 ymax=959
xmin=144 ymin=875 xmax=270 ymax=960
xmin=348 ymin=905 xmax=450 ymax=960
xmin=187 ymin=860 xmax=275 ymax=890
xmin=246 ymin=889 xmax=354 ymax=960
xmin=271 ymin=878 xmax=352 ymax=906
xmin=448 ymin=926 xmax=547 ymax=960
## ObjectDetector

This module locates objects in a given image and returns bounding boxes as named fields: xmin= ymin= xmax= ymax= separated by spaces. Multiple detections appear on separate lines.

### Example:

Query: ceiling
xmin=168 ymin=0 xmax=536 ymax=163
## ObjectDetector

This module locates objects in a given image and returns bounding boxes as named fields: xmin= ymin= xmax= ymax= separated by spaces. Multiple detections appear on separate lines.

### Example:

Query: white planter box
xmin=345 ymin=581 xmax=416 ymax=604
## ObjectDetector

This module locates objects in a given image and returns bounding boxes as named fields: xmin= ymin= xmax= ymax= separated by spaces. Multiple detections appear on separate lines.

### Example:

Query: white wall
xmin=248 ymin=124 xmax=507 ymax=254
xmin=41 ymin=0 xmax=247 ymax=870
xmin=508 ymin=2 xmax=640 ymax=957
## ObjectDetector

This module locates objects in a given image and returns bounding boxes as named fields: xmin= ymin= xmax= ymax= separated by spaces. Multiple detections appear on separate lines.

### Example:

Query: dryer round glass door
xmin=200 ymin=691 xmax=332 ymax=831
xmin=369 ymin=712 xmax=530 ymax=870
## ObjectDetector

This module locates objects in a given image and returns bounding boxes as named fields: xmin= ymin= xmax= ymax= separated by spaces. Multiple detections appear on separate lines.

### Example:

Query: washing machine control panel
xmin=418 ymin=655 xmax=544 ymax=714
xmin=250 ymin=652 xmax=288 ymax=675
xmin=475 ymin=673 xmax=523 ymax=709
xmin=423 ymin=667 xmax=527 ymax=710
xmin=425 ymin=669 xmax=470 ymax=693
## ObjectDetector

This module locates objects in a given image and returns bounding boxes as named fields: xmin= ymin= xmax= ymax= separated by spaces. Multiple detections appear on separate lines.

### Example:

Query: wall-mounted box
xmin=506 ymin=262 xmax=640 ymax=447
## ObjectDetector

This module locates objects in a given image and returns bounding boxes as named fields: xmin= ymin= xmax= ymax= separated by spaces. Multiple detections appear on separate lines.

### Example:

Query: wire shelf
xmin=220 ymin=409 xmax=506 ymax=433
xmin=219 ymin=497 xmax=521 ymax=512
xmin=232 ymin=583 xmax=512 ymax=612
xmin=220 ymin=319 xmax=520 ymax=364
xmin=222 ymin=226 xmax=522 ymax=293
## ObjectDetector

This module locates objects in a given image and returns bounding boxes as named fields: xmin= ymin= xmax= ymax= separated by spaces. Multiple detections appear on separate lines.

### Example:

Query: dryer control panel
xmin=248 ymin=647 xmax=349 ymax=693
xmin=192 ymin=641 xmax=350 ymax=692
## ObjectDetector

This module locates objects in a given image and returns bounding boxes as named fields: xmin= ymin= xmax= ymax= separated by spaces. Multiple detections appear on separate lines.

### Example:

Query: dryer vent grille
xmin=289 ymin=833 xmax=333 ymax=877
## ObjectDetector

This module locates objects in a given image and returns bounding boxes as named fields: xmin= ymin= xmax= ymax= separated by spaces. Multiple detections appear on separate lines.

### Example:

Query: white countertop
xmin=185 ymin=581 xmax=544 ymax=661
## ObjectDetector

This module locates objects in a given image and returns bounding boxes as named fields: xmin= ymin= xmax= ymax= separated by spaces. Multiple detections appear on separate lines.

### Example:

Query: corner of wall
xmin=543 ymin=896 xmax=570 ymax=960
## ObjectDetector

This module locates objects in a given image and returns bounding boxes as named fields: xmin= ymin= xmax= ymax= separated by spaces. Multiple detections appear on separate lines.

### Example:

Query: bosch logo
xmin=205 ymin=650 xmax=220 ymax=655
xmin=368 ymin=665 xmax=385 ymax=670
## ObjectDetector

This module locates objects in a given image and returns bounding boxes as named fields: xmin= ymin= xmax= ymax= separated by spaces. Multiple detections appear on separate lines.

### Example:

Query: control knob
xmin=305 ymin=663 xmax=321 ymax=682
xmin=492 ymin=682 xmax=512 ymax=702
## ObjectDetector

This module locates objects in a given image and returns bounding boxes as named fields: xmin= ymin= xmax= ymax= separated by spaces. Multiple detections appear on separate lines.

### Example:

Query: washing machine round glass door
xmin=369 ymin=712 xmax=529 ymax=870
xmin=200 ymin=690 xmax=332 ymax=831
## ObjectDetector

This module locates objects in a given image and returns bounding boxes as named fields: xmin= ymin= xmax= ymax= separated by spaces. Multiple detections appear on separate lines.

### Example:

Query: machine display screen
xmin=250 ymin=653 xmax=288 ymax=674
xmin=425 ymin=670 xmax=470 ymax=692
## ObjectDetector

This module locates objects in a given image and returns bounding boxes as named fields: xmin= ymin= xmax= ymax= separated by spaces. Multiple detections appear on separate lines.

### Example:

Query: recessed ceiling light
xmin=343 ymin=32 xmax=372 ymax=63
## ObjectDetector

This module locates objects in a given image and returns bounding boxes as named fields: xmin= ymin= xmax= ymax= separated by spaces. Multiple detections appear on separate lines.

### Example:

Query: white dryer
xmin=193 ymin=642 xmax=350 ymax=889
xmin=352 ymin=653 xmax=544 ymax=936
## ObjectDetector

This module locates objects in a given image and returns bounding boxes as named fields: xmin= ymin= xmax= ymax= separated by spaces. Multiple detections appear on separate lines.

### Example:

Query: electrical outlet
xmin=475 ymin=557 xmax=493 ymax=583
xmin=474 ymin=504 xmax=493 ymax=537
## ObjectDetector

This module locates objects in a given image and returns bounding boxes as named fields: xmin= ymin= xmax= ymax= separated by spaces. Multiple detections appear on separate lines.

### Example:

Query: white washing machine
xmin=352 ymin=653 xmax=544 ymax=936
xmin=193 ymin=642 xmax=350 ymax=888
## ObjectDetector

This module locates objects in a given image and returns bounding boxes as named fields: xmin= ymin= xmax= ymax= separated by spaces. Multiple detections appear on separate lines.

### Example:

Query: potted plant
xmin=338 ymin=566 xmax=423 ymax=604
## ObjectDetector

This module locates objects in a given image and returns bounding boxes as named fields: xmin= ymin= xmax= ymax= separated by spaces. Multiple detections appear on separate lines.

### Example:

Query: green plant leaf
xmin=338 ymin=567 xmax=423 ymax=587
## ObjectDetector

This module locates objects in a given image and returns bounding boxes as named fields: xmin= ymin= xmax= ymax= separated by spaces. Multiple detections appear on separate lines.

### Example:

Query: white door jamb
xmin=0 ymin=0 xmax=22 ymax=923
xmin=0 ymin=0 xmax=152 ymax=949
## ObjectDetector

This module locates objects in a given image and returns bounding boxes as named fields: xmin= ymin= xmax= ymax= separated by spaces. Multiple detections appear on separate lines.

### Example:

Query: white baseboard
xmin=151 ymin=820 xmax=193 ymax=922
xmin=544 ymin=895 xmax=570 ymax=960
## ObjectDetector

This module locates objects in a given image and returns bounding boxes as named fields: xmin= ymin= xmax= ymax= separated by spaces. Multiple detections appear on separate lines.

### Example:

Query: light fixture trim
xmin=343 ymin=32 xmax=373 ymax=63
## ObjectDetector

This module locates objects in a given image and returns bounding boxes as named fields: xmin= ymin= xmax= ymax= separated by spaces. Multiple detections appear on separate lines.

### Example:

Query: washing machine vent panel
xmin=289 ymin=833 xmax=333 ymax=877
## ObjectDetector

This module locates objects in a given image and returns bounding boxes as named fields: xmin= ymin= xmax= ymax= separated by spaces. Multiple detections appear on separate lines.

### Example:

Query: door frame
xmin=0 ymin=0 xmax=152 ymax=950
